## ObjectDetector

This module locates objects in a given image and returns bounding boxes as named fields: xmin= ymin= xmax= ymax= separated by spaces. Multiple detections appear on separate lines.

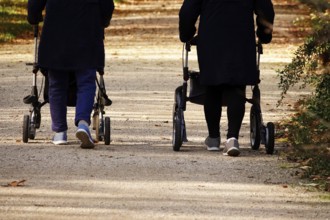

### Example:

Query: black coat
xmin=27 ymin=0 xmax=115 ymax=70
xmin=179 ymin=0 xmax=274 ymax=86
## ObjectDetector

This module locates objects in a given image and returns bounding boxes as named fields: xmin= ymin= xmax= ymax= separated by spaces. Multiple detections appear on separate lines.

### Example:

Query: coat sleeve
xmin=99 ymin=0 xmax=115 ymax=28
xmin=254 ymin=0 xmax=275 ymax=44
xmin=179 ymin=0 xmax=203 ymax=43
xmin=27 ymin=0 xmax=47 ymax=25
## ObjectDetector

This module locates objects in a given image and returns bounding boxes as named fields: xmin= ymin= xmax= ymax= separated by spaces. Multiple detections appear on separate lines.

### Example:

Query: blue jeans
xmin=48 ymin=69 xmax=96 ymax=132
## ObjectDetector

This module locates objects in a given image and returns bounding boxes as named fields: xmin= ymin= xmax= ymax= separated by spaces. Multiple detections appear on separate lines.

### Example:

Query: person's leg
xmin=48 ymin=70 xmax=69 ymax=132
xmin=203 ymin=85 xmax=222 ymax=150
xmin=223 ymin=85 xmax=246 ymax=156
xmin=225 ymin=85 xmax=246 ymax=139
xmin=48 ymin=69 xmax=69 ymax=145
xmin=74 ymin=69 xmax=96 ymax=126
xmin=74 ymin=69 xmax=96 ymax=149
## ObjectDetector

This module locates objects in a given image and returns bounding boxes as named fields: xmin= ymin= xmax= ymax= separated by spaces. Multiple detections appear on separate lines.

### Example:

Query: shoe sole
xmin=207 ymin=146 xmax=220 ymax=151
xmin=76 ymin=130 xmax=95 ymax=149
xmin=52 ymin=140 xmax=67 ymax=145
xmin=205 ymin=137 xmax=220 ymax=151
xmin=223 ymin=147 xmax=240 ymax=156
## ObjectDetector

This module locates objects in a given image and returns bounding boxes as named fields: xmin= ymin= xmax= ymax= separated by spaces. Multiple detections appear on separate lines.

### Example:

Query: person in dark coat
xmin=27 ymin=0 xmax=115 ymax=148
xmin=179 ymin=0 xmax=274 ymax=156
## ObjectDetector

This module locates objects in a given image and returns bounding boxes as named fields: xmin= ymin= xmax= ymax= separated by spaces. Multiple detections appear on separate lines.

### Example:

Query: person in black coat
xmin=27 ymin=0 xmax=114 ymax=148
xmin=179 ymin=0 xmax=274 ymax=156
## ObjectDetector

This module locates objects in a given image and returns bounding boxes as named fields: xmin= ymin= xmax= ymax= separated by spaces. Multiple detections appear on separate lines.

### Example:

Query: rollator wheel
xmin=29 ymin=123 xmax=36 ymax=140
xmin=28 ymin=111 xmax=37 ymax=140
xmin=93 ymin=113 xmax=100 ymax=142
xmin=34 ymin=110 xmax=41 ymax=129
xmin=29 ymin=125 xmax=36 ymax=140
xmin=250 ymin=105 xmax=261 ymax=150
xmin=23 ymin=115 xmax=30 ymax=143
xmin=265 ymin=122 xmax=275 ymax=155
xmin=104 ymin=116 xmax=111 ymax=145
xmin=172 ymin=104 xmax=183 ymax=151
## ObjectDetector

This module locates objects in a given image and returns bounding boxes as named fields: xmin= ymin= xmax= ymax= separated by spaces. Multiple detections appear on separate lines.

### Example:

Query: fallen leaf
xmin=5 ymin=180 xmax=26 ymax=187
xmin=300 ymin=166 xmax=311 ymax=170
xmin=301 ymin=158 xmax=312 ymax=166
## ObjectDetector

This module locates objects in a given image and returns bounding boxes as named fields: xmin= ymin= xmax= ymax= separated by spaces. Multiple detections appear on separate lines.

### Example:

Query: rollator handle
xmin=257 ymin=41 xmax=263 ymax=55
xmin=34 ymin=25 xmax=39 ymax=38
xmin=97 ymin=68 xmax=105 ymax=75
xmin=189 ymin=35 xmax=198 ymax=46
xmin=185 ymin=35 xmax=198 ymax=52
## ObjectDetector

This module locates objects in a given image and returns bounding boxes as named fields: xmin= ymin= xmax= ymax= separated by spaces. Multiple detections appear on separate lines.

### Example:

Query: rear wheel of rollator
xmin=172 ymin=86 xmax=184 ymax=151
xmin=104 ymin=116 xmax=111 ymax=145
xmin=250 ymin=105 xmax=261 ymax=150
xmin=265 ymin=122 xmax=275 ymax=154
xmin=27 ymin=110 xmax=39 ymax=140
xmin=29 ymin=126 xmax=36 ymax=139
xmin=172 ymin=105 xmax=183 ymax=151
xmin=23 ymin=115 xmax=30 ymax=143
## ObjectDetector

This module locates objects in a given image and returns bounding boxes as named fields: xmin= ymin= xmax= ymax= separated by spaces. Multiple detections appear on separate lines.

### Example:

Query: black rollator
xmin=172 ymin=39 xmax=275 ymax=154
xmin=22 ymin=25 xmax=112 ymax=145
xmin=23 ymin=25 xmax=47 ymax=142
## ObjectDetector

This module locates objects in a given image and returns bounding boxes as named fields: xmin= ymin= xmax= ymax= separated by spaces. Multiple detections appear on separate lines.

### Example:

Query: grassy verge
xmin=276 ymin=0 xmax=330 ymax=193
xmin=0 ymin=0 xmax=31 ymax=44
xmin=276 ymin=106 xmax=330 ymax=192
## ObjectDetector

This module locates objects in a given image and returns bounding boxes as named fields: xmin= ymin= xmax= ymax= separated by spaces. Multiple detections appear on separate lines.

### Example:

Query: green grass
xmin=0 ymin=0 xmax=31 ymax=43
xmin=319 ymin=194 xmax=330 ymax=201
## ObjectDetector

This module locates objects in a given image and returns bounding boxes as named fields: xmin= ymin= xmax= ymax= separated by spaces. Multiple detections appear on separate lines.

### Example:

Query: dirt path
xmin=0 ymin=0 xmax=329 ymax=219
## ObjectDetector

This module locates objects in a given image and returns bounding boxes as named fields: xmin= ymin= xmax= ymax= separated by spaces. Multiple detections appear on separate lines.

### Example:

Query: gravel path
xmin=0 ymin=0 xmax=329 ymax=219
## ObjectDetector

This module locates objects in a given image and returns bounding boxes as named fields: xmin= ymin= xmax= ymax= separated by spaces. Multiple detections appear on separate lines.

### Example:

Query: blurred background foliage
xmin=0 ymin=0 xmax=122 ymax=43
xmin=277 ymin=0 xmax=329 ymax=145
xmin=277 ymin=0 xmax=329 ymax=189
xmin=0 ymin=0 xmax=30 ymax=43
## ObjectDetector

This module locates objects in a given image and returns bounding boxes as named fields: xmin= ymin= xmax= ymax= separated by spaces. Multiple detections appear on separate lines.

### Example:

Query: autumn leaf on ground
xmin=2 ymin=180 xmax=26 ymax=187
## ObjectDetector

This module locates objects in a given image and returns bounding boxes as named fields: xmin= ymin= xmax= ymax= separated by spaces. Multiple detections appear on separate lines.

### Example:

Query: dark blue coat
xmin=27 ymin=0 xmax=114 ymax=70
xmin=179 ymin=0 xmax=275 ymax=86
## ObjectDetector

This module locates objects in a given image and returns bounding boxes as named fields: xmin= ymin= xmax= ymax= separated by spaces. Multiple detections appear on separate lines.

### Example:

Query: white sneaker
xmin=223 ymin=137 xmax=240 ymax=156
xmin=52 ymin=131 xmax=67 ymax=145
